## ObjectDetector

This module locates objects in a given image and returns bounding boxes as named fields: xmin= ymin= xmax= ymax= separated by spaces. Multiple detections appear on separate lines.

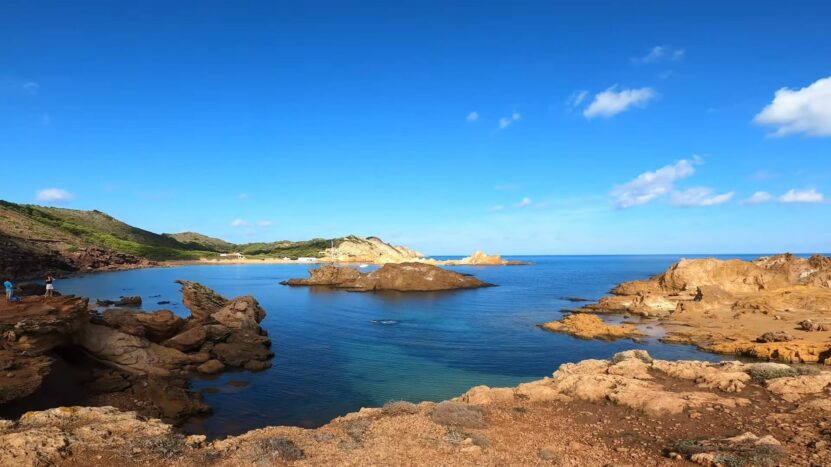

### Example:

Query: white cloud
xmin=754 ymin=76 xmax=831 ymax=137
xmin=490 ymin=205 xmax=505 ymax=212
xmin=583 ymin=86 xmax=656 ymax=119
xmin=611 ymin=158 xmax=699 ymax=208
xmin=670 ymin=187 xmax=734 ymax=207
xmin=22 ymin=81 xmax=39 ymax=93
xmin=514 ymin=197 xmax=532 ymax=208
xmin=36 ymin=188 xmax=74 ymax=204
xmin=466 ymin=111 xmax=479 ymax=122
xmin=230 ymin=218 xmax=248 ymax=227
xmin=498 ymin=112 xmax=521 ymax=130
xmin=778 ymin=188 xmax=824 ymax=204
xmin=256 ymin=220 xmax=273 ymax=227
xmin=740 ymin=191 xmax=773 ymax=206
xmin=567 ymin=90 xmax=589 ymax=109
xmin=632 ymin=45 xmax=685 ymax=64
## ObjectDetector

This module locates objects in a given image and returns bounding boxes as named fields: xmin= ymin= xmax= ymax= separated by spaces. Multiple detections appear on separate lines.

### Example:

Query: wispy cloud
xmin=779 ymin=188 xmax=824 ymax=203
xmin=754 ymin=76 xmax=831 ymax=137
xmin=583 ymin=86 xmax=656 ymax=119
xmin=740 ymin=189 xmax=824 ymax=205
xmin=36 ymin=188 xmax=74 ymax=204
xmin=740 ymin=191 xmax=773 ymax=206
xmin=610 ymin=157 xmax=699 ymax=208
xmin=631 ymin=45 xmax=685 ymax=64
xmin=256 ymin=220 xmax=273 ymax=227
xmin=230 ymin=218 xmax=248 ymax=227
xmin=566 ymin=90 xmax=589 ymax=109
xmin=514 ymin=197 xmax=532 ymax=208
xmin=466 ymin=111 xmax=479 ymax=122
xmin=490 ymin=205 xmax=505 ymax=212
xmin=494 ymin=183 xmax=518 ymax=191
xmin=498 ymin=112 xmax=521 ymax=130
xmin=22 ymin=81 xmax=39 ymax=93
xmin=670 ymin=187 xmax=734 ymax=207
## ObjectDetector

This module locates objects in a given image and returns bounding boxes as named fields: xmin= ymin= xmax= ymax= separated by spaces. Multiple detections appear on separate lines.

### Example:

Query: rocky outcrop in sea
xmin=282 ymin=263 xmax=493 ymax=292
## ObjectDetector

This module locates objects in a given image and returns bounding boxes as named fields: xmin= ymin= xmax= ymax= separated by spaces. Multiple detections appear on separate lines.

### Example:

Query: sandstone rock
xmin=177 ymin=280 xmax=228 ymax=320
xmin=572 ymin=254 xmax=831 ymax=365
xmin=163 ymin=325 xmax=208 ymax=352
xmin=197 ymin=359 xmax=225 ymax=374
xmin=0 ymin=295 xmax=90 ymax=354
xmin=445 ymin=251 xmax=528 ymax=266
xmin=756 ymin=331 xmax=794 ymax=343
xmin=211 ymin=296 xmax=266 ymax=330
xmin=458 ymin=385 xmax=515 ymax=404
xmin=539 ymin=314 xmax=642 ymax=340
xmin=323 ymin=235 xmax=425 ymax=264
xmin=101 ymin=308 xmax=184 ymax=341
xmin=765 ymin=372 xmax=831 ymax=402
xmin=283 ymin=263 xmax=493 ymax=292
xmin=74 ymin=323 xmax=193 ymax=376
xmin=0 ymin=406 xmax=171 ymax=467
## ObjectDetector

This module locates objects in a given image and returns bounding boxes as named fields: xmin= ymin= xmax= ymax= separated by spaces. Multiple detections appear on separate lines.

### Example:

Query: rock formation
xmin=0 ymin=281 xmax=273 ymax=423
xmin=3 ymin=350 xmax=829 ymax=466
xmin=445 ymin=251 xmax=529 ymax=266
xmin=538 ymin=314 xmax=643 ymax=340
xmin=323 ymin=236 xmax=425 ymax=263
xmin=282 ymin=263 xmax=493 ymax=292
xmin=569 ymin=253 xmax=831 ymax=364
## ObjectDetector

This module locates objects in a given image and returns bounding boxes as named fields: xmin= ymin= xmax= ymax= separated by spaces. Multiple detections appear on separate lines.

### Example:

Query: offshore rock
xmin=282 ymin=262 xmax=493 ymax=292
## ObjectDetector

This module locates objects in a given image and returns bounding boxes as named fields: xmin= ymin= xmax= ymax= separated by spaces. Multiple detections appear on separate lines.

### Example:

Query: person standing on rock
xmin=3 ymin=280 xmax=13 ymax=301
xmin=45 ymin=276 xmax=55 ymax=297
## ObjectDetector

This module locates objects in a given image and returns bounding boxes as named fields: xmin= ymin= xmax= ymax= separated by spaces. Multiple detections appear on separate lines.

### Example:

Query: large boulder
xmin=74 ymin=323 xmax=195 ymax=377
xmin=0 ymin=295 xmax=90 ymax=354
xmin=101 ymin=309 xmax=184 ymax=341
xmin=176 ymin=280 xmax=228 ymax=320
xmin=283 ymin=263 xmax=493 ymax=292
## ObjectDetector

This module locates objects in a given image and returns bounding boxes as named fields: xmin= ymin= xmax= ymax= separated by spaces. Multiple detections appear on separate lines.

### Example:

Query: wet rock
xmin=197 ymin=359 xmax=225 ymax=374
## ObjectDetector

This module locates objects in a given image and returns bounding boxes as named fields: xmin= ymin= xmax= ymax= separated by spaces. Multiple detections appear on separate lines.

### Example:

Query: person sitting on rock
xmin=3 ymin=280 xmax=13 ymax=301
xmin=45 ymin=276 xmax=55 ymax=297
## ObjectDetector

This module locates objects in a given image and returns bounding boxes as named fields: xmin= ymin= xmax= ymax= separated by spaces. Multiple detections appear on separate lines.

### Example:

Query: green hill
xmin=0 ymin=200 xmax=215 ymax=262
xmin=164 ymin=232 xmax=236 ymax=253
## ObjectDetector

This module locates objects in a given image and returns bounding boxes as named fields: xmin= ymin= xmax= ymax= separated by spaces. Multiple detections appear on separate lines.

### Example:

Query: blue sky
xmin=2 ymin=1 xmax=830 ymax=255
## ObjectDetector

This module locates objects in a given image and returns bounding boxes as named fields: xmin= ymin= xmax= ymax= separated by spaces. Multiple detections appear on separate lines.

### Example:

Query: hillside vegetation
xmin=0 ymin=201 xmax=213 ymax=261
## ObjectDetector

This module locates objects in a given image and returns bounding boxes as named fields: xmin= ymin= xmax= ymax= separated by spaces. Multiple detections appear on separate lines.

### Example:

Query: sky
xmin=2 ymin=0 xmax=830 ymax=255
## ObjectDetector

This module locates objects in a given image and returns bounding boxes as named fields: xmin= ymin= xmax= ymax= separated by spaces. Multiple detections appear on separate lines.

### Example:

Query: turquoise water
xmin=53 ymin=255 xmax=749 ymax=438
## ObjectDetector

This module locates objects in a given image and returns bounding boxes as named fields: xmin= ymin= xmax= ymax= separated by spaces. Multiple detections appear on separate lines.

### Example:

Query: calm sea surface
xmin=50 ymin=255 xmax=764 ymax=438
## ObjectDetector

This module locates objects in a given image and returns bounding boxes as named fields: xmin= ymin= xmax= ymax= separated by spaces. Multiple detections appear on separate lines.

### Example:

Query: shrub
xmin=382 ymin=400 xmax=420 ymax=416
xmin=445 ymin=428 xmax=489 ymax=447
xmin=430 ymin=401 xmax=486 ymax=428
xmin=258 ymin=437 xmax=305 ymax=461
xmin=343 ymin=419 xmax=372 ymax=441
xmin=748 ymin=365 xmax=819 ymax=384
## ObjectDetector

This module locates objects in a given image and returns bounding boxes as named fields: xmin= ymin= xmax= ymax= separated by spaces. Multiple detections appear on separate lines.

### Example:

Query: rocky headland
xmin=281 ymin=263 xmax=493 ymax=292
xmin=2 ymin=349 xmax=829 ymax=466
xmin=559 ymin=253 xmax=831 ymax=365
xmin=442 ymin=250 xmax=530 ymax=266
xmin=0 ymin=281 xmax=273 ymax=424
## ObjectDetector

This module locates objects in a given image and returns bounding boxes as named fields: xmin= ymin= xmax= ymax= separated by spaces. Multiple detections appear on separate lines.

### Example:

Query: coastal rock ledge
xmin=2 ymin=350 xmax=829 ymax=466
xmin=282 ymin=262 xmax=493 ymax=292
xmin=0 ymin=281 xmax=273 ymax=423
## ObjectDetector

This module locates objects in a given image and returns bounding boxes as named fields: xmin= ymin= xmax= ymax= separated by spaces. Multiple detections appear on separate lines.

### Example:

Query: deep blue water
xmin=53 ymin=255 xmax=761 ymax=438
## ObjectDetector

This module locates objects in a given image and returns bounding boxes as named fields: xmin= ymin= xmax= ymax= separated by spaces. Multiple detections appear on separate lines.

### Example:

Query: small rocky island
xmin=282 ymin=262 xmax=493 ymax=292
xmin=0 ymin=281 xmax=273 ymax=423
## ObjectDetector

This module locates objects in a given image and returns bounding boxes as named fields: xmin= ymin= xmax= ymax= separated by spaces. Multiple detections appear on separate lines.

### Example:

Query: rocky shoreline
xmin=2 ymin=349 xmax=830 ymax=466
xmin=548 ymin=253 xmax=831 ymax=366
xmin=0 ymin=281 xmax=273 ymax=425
